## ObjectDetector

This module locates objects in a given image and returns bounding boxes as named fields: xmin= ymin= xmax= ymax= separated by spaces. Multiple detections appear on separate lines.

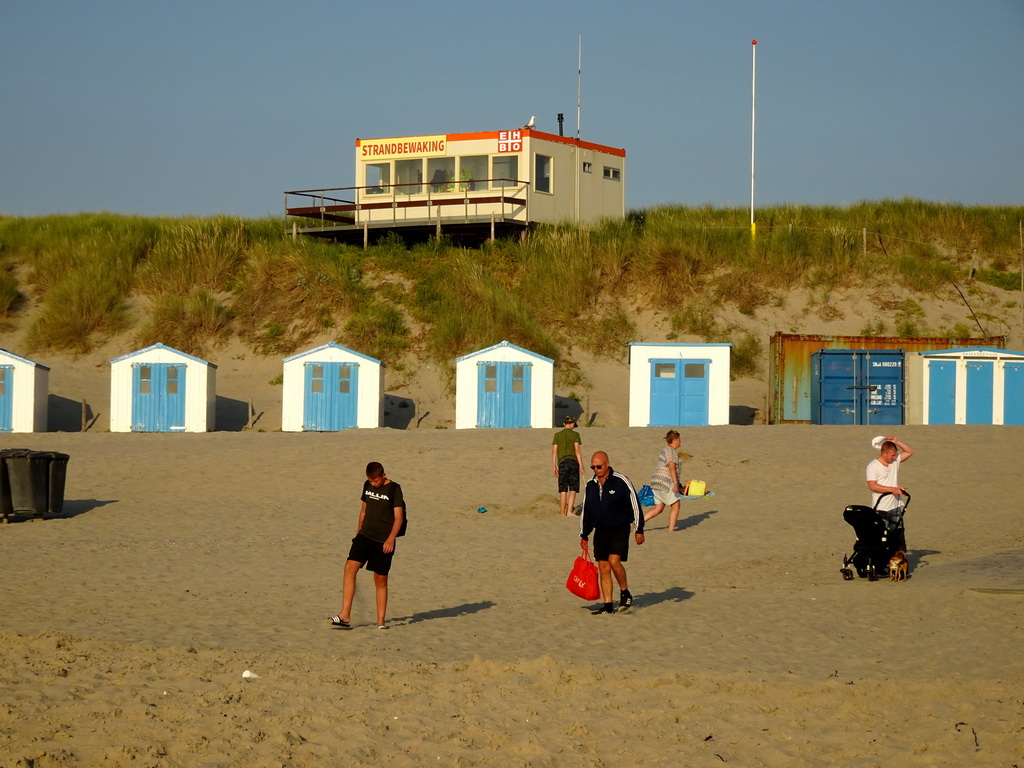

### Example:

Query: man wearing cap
xmin=552 ymin=415 xmax=584 ymax=516
xmin=866 ymin=435 xmax=914 ymax=535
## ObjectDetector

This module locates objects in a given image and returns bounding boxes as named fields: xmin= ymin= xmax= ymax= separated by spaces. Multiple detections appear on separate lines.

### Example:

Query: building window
xmin=459 ymin=155 xmax=487 ymax=191
xmin=395 ymin=159 xmax=422 ymax=195
xmin=583 ymin=162 xmax=592 ymax=174
xmin=654 ymin=363 xmax=676 ymax=379
xmin=603 ymin=166 xmax=621 ymax=181
xmin=427 ymin=157 xmax=456 ymax=193
xmin=365 ymin=162 xmax=391 ymax=195
xmin=492 ymin=155 xmax=519 ymax=188
xmin=534 ymin=154 xmax=552 ymax=193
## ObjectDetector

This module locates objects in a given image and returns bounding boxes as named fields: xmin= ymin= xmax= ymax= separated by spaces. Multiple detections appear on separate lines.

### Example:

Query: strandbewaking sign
xmin=359 ymin=135 xmax=447 ymax=160
xmin=498 ymin=130 xmax=522 ymax=152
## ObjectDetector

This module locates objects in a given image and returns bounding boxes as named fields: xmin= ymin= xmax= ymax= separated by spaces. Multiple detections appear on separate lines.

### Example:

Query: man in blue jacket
xmin=580 ymin=450 xmax=644 ymax=615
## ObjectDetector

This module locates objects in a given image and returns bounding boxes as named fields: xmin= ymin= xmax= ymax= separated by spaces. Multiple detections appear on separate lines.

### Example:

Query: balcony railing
xmin=284 ymin=180 xmax=530 ymax=228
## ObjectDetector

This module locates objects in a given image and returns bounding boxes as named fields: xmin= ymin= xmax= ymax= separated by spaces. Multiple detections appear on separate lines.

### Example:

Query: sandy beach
xmin=1 ymin=424 xmax=1022 ymax=766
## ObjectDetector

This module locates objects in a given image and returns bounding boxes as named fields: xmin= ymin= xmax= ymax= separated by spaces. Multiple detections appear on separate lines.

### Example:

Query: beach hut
xmin=109 ymin=343 xmax=216 ymax=433
xmin=0 ymin=348 xmax=49 ymax=433
xmin=281 ymin=342 xmax=384 ymax=431
xmin=909 ymin=347 xmax=1024 ymax=425
xmin=454 ymin=341 xmax=555 ymax=429
xmin=628 ymin=343 xmax=732 ymax=427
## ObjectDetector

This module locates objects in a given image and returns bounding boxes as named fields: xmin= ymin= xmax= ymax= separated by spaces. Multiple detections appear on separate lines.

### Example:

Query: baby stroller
xmin=839 ymin=491 xmax=910 ymax=581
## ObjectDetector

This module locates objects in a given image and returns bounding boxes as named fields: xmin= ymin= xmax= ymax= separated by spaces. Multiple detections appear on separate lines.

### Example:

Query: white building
xmin=281 ymin=342 xmax=385 ymax=431
xmin=286 ymin=126 xmax=626 ymax=242
xmin=628 ymin=343 xmax=732 ymax=427
xmin=0 ymin=348 xmax=49 ymax=433
xmin=109 ymin=343 xmax=216 ymax=433
xmin=454 ymin=341 xmax=555 ymax=429
xmin=910 ymin=346 xmax=1024 ymax=425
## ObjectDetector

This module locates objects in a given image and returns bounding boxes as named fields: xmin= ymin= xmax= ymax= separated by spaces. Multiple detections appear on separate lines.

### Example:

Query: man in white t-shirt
xmin=866 ymin=436 xmax=914 ymax=524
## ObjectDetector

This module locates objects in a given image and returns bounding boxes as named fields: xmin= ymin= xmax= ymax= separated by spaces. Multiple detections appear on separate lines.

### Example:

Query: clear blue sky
xmin=2 ymin=0 xmax=1022 ymax=219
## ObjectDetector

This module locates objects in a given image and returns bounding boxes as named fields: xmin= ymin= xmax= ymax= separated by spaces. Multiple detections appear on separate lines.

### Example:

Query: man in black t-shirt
xmin=328 ymin=462 xmax=405 ymax=630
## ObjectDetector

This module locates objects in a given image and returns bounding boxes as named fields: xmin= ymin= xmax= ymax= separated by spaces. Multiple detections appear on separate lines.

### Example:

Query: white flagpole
xmin=750 ymin=39 xmax=757 ymax=239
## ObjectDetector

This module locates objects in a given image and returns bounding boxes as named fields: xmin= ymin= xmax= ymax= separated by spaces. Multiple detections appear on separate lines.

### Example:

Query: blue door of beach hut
xmin=649 ymin=359 xmax=709 ymax=427
xmin=303 ymin=362 xmax=358 ymax=430
xmin=476 ymin=362 xmax=531 ymax=428
xmin=965 ymin=360 xmax=994 ymax=424
xmin=927 ymin=360 xmax=956 ymax=424
xmin=131 ymin=363 xmax=186 ymax=432
xmin=0 ymin=366 xmax=12 ymax=432
xmin=1004 ymin=362 xmax=1024 ymax=425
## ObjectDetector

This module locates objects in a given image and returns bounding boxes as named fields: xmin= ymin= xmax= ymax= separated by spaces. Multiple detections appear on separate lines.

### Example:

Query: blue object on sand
xmin=477 ymin=507 xmax=487 ymax=513
xmin=636 ymin=485 xmax=655 ymax=506
xmin=681 ymin=491 xmax=715 ymax=500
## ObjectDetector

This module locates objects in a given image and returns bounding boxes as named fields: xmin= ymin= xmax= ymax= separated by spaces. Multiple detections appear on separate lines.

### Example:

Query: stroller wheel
xmin=840 ymin=568 xmax=854 ymax=581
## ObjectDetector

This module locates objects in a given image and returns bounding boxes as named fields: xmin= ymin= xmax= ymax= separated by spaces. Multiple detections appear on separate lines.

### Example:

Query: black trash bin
xmin=41 ymin=451 xmax=70 ymax=516
xmin=6 ymin=450 xmax=50 ymax=519
xmin=0 ymin=448 xmax=25 ymax=522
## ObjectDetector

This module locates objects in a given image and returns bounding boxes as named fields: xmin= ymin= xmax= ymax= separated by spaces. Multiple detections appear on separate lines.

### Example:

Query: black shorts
xmin=593 ymin=523 xmax=631 ymax=562
xmin=347 ymin=533 xmax=395 ymax=575
xmin=558 ymin=458 xmax=580 ymax=493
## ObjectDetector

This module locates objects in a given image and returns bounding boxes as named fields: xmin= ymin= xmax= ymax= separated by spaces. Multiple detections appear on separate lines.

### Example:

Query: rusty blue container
xmin=811 ymin=349 xmax=905 ymax=425
xmin=769 ymin=333 xmax=1006 ymax=424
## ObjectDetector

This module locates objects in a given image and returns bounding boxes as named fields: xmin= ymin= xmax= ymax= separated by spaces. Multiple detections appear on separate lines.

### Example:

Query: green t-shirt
xmin=552 ymin=427 xmax=582 ymax=464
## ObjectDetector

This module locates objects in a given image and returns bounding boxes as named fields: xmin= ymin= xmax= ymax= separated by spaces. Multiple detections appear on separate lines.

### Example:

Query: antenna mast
xmin=576 ymin=35 xmax=582 ymax=139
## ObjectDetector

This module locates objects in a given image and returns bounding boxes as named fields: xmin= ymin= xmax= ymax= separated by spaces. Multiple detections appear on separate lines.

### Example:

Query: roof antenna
xmin=576 ymin=34 xmax=582 ymax=140
xmin=557 ymin=113 xmax=564 ymax=137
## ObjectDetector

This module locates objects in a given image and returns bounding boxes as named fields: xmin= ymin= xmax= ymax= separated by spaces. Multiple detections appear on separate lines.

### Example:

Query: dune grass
xmin=0 ymin=201 xmax=1021 ymax=364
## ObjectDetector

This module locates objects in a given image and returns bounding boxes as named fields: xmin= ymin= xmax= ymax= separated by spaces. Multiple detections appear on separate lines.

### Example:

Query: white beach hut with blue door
xmin=281 ymin=342 xmax=384 ymax=431
xmin=909 ymin=347 xmax=1024 ymax=425
xmin=0 ymin=348 xmax=49 ymax=433
xmin=109 ymin=343 xmax=216 ymax=432
xmin=628 ymin=343 xmax=732 ymax=427
xmin=454 ymin=341 xmax=554 ymax=429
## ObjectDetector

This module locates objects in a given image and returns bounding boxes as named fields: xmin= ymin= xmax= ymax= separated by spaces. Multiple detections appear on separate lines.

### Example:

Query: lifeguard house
xmin=285 ymin=125 xmax=625 ymax=244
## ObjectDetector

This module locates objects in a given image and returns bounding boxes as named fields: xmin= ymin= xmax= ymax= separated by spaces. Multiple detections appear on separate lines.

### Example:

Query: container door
xmin=863 ymin=351 xmax=904 ymax=425
xmin=0 ymin=366 xmax=12 ymax=432
xmin=927 ymin=360 xmax=956 ymax=424
xmin=303 ymin=362 xmax=359 ymax=430
xmin=965 ymin=360 xmax=994 ymax=424
xmin=132 ymin=363 xmax=187 ymax=432
xmin=1003 ymin=362 xmax=1024 ymax=426
xmin=477 ymin=362 xmax=531 ymax=428
xmin=649 ymin=359 xmax=709 ymax=427
xmin=813 ymin=352 xmax=857 ymax=425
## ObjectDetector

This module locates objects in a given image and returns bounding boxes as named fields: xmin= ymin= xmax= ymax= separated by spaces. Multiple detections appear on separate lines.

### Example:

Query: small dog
xmin=888 ymin=550 xmax=908 ymax=582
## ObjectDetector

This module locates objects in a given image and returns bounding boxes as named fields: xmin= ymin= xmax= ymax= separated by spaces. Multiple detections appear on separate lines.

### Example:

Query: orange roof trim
xmin=356 ymin=129 xmax=625 ymax=158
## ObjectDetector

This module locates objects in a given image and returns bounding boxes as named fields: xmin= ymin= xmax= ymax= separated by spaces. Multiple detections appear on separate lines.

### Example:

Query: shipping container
xmin=769 ymin=333 xmax=1005 ymax=425
xmin=811 ymin=349 xmax=904 ymax=425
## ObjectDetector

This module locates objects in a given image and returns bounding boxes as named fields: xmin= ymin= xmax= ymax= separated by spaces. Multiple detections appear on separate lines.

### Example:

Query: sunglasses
xmin=590 ymin=464 xmax=606 ymax=470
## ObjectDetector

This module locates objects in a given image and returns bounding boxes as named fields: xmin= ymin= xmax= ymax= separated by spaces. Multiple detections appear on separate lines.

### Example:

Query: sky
xmin=2 ymin=0 xmax=1022 ymax=219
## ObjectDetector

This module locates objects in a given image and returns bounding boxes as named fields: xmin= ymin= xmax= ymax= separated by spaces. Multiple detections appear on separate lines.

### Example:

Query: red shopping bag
xmin=566 ymin=541 xmax=600 ymax=601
